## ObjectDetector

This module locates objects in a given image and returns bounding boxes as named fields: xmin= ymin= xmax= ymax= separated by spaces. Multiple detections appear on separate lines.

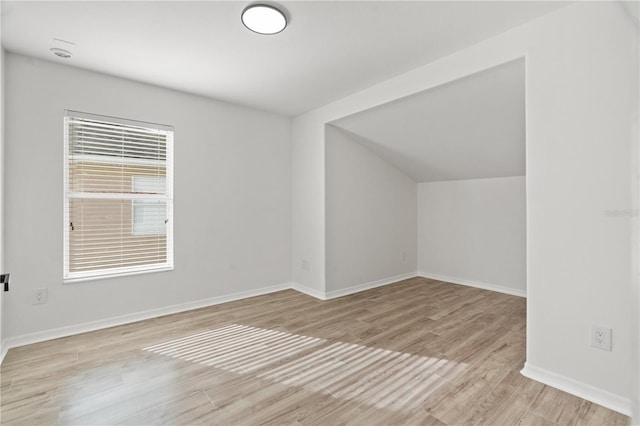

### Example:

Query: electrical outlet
xmin=32 ymin=288 xmax=48 ymax=305
xmin=591 ymin=325 xmax=612 ymax=351
xmin=402 ymin=251 xmax=407 ymax=261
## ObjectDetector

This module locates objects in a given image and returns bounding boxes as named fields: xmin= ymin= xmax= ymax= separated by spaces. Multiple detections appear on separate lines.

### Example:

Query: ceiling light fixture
xmin=241 ymin=4 xmax=287 ymax=35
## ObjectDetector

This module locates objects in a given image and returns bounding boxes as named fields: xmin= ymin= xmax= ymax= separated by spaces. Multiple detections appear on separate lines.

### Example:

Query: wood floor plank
xmin=469 ymin=369 xmax=544 ymax=426
xmin=517 ymin=411 xmax=562 ymax=426
xmin=0 ymin=278 xmax=628 ymax=425
xmin=528 ymin=386 xmax=586 ymax=426
xmin=574 ymin=401 xmax=629 ymax=426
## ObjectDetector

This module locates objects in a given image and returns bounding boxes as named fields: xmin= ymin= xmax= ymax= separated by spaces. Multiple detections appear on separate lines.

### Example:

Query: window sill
xmin=63 ymin=266 xmax=174 ymax=284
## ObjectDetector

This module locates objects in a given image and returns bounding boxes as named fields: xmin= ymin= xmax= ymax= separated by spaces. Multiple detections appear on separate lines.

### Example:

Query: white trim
xmin=521 ymin=362 xmax=631 ymax=416
xmin=66 ymin=109 xmax=173 ymax=132
xmin=2 ymin=282 xmax=291 ymax=351
xmin=418 ymin=271 xmax=527 ymax=298
xmin=0 ymin=339 xmax=7 ymax=365
xmin=291 ymin=282 xmax=327 ymax=300
xmin=165 ymin=131 xmax=174 ymax=274
xmin=63 ymin=265 xmax=173 ymax=284
xmin=63 ymin=115 xmax=70 ymax=282
xmin=293 ymin=272 xmax=418 ymax=300
xmin=2 ymin=273 xmax=630 ymax=422
xmin=0 ymin=274 xmax=521 ymax=360
xmin=5 ymin=275 xmax=423 ymax=353
xmin=324 ymin=272 xmax=417 ymax=299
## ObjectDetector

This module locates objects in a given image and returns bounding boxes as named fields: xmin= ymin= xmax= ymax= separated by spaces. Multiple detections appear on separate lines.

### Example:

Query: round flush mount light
xmin=50 ymin=48 xmax=72 ymax=59
xmin=241 ymin=4 xmax=287 ymax=35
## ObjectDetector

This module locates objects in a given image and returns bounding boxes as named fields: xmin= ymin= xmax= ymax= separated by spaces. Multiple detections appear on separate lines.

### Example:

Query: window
xmin=64 ymin=111 xmax=173 ymax=281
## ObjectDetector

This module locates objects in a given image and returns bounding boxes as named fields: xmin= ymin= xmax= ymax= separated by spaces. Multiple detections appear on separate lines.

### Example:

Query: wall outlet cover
xmin=590 ymin=324 xmax=612 ymax=351
xmin=32 ymin=288 xmax=48 ymax=305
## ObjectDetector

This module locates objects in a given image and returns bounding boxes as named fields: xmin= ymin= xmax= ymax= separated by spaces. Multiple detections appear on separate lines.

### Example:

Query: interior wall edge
xmin=291 ymin=282 xmax=327 ymax=300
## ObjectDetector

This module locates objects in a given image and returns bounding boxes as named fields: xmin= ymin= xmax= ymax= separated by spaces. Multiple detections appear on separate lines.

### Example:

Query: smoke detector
xmin=50 ymin=38 xmax=75 ymax=59
xmin=50 ymin=48 xmax=72 ymax=59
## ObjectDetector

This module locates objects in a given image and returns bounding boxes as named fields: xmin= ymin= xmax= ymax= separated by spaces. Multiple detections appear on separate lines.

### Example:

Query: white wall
xmin=0 ymin=45 xmax=5 ymax=359
xmin=523 ymin=3 xmax=633 ymax=410
xmin=291 ymin=2 xmax=637 ymax=412
xmin=418 ymin=176 xmax=526 ymax=296
xmin=291 ymin=115 xmax=326 ymax=295
xmin=3 ymin=53 xmax=291 ymax=339
xmin=325 ymin=125 xmax=416 ymax=294
xmin=633 ymin=18 xmax=640 ymax=421
xmin=627 ymin=4 xmax=640 ymax=423
xmin=633 ymin=68 xmax=640 ymax=423
xmin=634 ymin=46 xmax=640 ymax=422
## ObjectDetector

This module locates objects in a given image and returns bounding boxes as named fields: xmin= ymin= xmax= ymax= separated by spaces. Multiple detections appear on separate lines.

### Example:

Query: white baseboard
xmin=4 ymin=276 xmax=629 ymax=420
xmin=418 ymin=271 xmax=526 ymax=298
xmin=324 ymin=272 xmax=417 ymax=299
xmin=4 ymin=274 xmax=418 ymax=354
xmin=0 ymin=339 xmax=7 ymax=364
xmin=291 ymin=282 xmax=327 ymax=300
xmin=2 ymin=282 xmax=292 ymax=353
xmin=292 ymin=272 xmax=417 ymax=301
xmin=521 ymin=362 xmax=631 ymax=416
xmin=0 ymin=273 xmax=518 ymax=360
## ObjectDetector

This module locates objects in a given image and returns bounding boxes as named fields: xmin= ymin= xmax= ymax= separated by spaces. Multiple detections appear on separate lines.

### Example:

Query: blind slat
xmin=71 ymin=127 xmax=169 ymax=141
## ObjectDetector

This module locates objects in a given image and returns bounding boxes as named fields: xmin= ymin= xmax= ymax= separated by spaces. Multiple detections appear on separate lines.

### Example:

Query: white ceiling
xmin=331 ymin=59 xmax=525 ymax=183
xmin=1 ymin=1 xmax=566 ymax=116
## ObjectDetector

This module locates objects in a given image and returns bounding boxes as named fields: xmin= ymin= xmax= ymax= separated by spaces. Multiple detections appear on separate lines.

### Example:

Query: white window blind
xmin=64 ymin=111 xmax=174 ymax=281
xmin=132 ymin=176 xmax=167 ymax=236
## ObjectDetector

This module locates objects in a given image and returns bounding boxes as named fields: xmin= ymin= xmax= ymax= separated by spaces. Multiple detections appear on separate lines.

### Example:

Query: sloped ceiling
xmin=330 ymin=59 xmax=525 ymax=183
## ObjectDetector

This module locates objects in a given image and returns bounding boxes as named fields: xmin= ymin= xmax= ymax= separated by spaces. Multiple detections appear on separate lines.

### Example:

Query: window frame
xmin=63 ymin=110 xmax=174 ymax=283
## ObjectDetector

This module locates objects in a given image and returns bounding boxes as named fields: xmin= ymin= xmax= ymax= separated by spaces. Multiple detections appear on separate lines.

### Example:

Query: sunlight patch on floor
xmin=143 ymin=324 xmax=467 ymax=411
xmin=143 ymin=324 xmax=324 ymax=373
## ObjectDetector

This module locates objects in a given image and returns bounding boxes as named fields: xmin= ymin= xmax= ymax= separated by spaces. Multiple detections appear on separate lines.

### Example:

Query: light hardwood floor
xmin=0 ymin=277 xmax=629 ymax=425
